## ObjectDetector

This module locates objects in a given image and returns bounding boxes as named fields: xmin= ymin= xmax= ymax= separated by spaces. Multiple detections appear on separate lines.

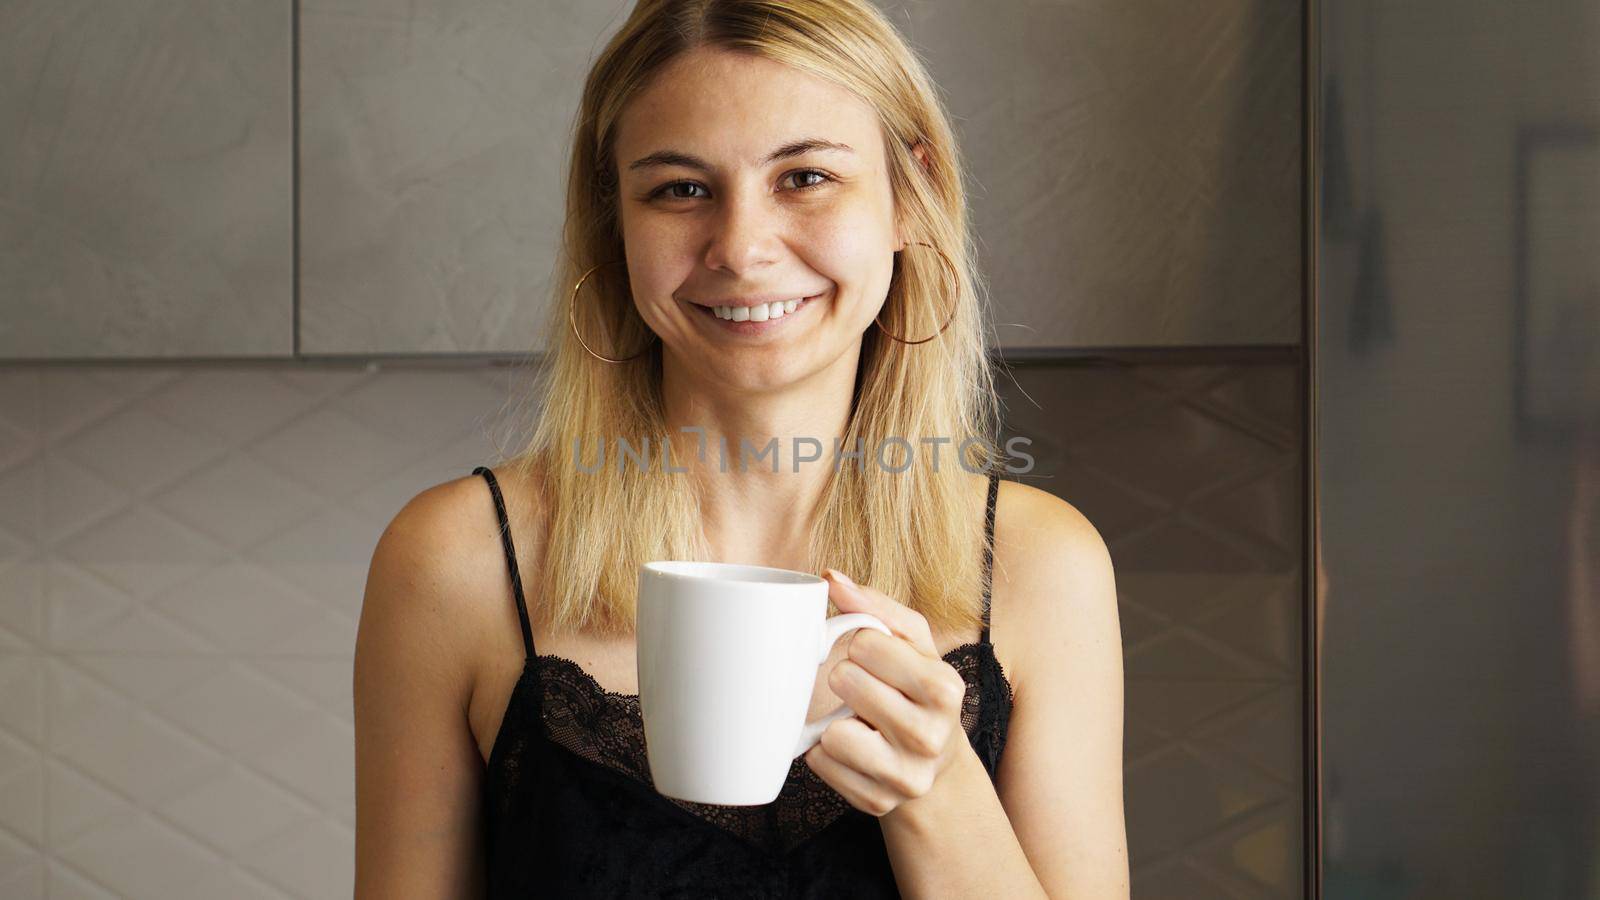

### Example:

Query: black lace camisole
xmin=472 ymin=467 xmax=1013 ymax=898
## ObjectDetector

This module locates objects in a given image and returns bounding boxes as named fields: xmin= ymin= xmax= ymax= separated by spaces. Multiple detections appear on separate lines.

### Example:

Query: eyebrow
xmin=626 ymin=138 xmax=855 ymax=173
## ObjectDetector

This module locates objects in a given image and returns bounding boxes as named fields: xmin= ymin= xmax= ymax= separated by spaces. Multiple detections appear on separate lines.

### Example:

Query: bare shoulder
xmin=358 ymin=474 xmax=508 ymax=704
xmin=353 ymin=468 xmax=536 ymax=897
xmin=985 ymin=480 xmax=1113 ymax=592
xmin=986 ymin=478 xmax=1130 ymax=897
xmin=988 ymin=479 xmax=1119 ymax=695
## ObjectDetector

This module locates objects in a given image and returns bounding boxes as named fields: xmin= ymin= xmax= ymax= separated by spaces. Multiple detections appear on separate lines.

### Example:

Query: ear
xmin=896 ymin=142 xmax=933 ymax=251
xmin=909 ymin=140 xmax=930 ymax=172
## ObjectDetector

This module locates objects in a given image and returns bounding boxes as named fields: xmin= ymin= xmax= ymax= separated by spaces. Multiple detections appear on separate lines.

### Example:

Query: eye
xmin=647 ymin=169 xmax=836 ymax=202
xmin=652 ymin=181 xmax=708 ymax=201
xmin=782 ymin=169 xmax=835 ymax=191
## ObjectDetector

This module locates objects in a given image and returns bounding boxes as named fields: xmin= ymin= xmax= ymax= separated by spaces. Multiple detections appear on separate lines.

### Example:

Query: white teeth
xmin=713 ymin=299 xmax=804 ymax=321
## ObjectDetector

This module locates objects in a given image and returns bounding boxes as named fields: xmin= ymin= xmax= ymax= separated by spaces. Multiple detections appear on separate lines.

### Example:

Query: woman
xmin=354 ymin=1 xmax=1128 ymax=896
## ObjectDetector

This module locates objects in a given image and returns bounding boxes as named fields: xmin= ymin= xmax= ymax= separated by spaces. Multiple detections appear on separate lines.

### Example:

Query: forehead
xmin=614 ymin=47 xmax=883 ymax=167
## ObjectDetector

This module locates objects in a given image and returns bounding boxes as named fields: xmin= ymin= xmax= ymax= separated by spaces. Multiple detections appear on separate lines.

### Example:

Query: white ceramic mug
xmin=636 ymin=560 xmax=891 ymax=806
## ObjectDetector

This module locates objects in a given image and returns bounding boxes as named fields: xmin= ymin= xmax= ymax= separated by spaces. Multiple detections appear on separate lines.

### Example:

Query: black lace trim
xmin=480 ymin=642 xmax=1012 ymax=856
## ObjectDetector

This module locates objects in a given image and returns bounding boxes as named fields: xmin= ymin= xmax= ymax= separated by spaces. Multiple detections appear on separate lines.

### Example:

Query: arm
xmin=354 ymin=487 xmax=488 ymax=899
xmin=881 ymin=488 xmax=1130 ymax=899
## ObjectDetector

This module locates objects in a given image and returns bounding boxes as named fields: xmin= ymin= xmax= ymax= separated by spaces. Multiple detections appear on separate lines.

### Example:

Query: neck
xmin=658 ymin=352 xmax=859 ymax=568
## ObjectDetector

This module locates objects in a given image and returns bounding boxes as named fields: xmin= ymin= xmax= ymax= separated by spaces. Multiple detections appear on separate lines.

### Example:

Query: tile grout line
xmin=37 ymin=372 xmax=50 ymax=898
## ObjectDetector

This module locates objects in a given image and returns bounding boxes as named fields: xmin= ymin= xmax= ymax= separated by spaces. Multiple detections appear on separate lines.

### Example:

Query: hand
xmin=803 ymin=568 xmax=972 ymax=817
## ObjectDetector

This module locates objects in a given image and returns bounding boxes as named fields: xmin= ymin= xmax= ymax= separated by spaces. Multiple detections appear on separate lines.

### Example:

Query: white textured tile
xmin=251 ymin=408 xmax=412 ymax=498
xmin=249 ymin=658 xmax=356 ymax=719
xmin=243 ymin=816 xmax=353 ymax=900
xmin=0 ymin=656 xmax=44 ymax=749
xmin=249 ymin=505 xmax=380 ymax=598
xmin=0 ymin=559 xmax=45 ymax=650
xmin=0 ymin=370 xmax=42 ymax=440
xmin=38 ymin=373 xmax=130 ymax=444
xmin=334 ymin=368 xmax=506 ymax=448
xmin=271 ymin=367 xmax=374 ymax=401
xmin=152 ymin=455 xmax=324 ymax=550
xmin=1126 ymin=678 xmax=1280 ymax=740
xmin=147 ymin=663 xmax=314 ymax=758
xmin=247 ymin=711 xmax=355 ymax=819
xmin=0 ymin=730 xmax=45 ymax=845
xmin=262 ymin=606 xmax=359 ymax=658
xmin=152 ymin=564 xmax=319 ymax=654
xmin=44 ymin=565 xmax=135 ymax=653
xmin=1191 ymin=803 xmax=1301 ymax=895
xmin=1190 ymin=685 xmax=1302 ymax=785
xmin=40 ymin=458 xmax=128 ymax=547
xmin=44 ymin=858 xmax=121 ymax=899
xmin=1125 ymin=631 xmax=1276 ymax=680
xmin=143 ymin=371 xmax=321 ymax=445
xmin=158 ymin=764 xmax=319 ymax=857
xmin=0 ymin=853 xmax=45 ymax=900
xmin=1190 ymin=578 xmax=1301 ymax=673
xmin=47 ymin=660 xmax=226 ymax=807
xmin=347 ymin=431 xmax=507 ymax=523
xmin=57 ymin=407 xmax=228 ymax=496
xmin=50 ymin=605 xmax=215 ymax=656
xmin=46 ymin=761 xmax=133 ymax=848
xmin=1125 ymin=745 xmax=1286 ymax=860
xmin=68 ymin=656 xmax=225 ymax=707
xmin=0 ymin=416 xmax=35 ymax=474
xmin=57 ymin=507 xmax=229 ymax=602
xmin=51 ymin=807 xmax=229 ymax=900
xmin=0 ymin=456 xmax=42 ymax=545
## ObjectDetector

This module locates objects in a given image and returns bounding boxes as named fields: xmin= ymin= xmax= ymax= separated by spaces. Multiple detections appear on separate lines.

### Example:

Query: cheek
xmin=799 ymin=215 xmax=895 ymax=288
xmin=615 ymin=241 xmax=698 ymax=341
xmin=620 ymin=244 xmax=694 ymax=327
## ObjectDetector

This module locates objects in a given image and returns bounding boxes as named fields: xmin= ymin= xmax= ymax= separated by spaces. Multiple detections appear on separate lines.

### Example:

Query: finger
xmin=823 ymin=715 xmax=930 ymax=804
xmin=831 ymin=656 xmax=949 ymax=756
xmin=846 ymin=629 xmax=959 ymax=710
xmin=805 ymin=744 xmax=893 ymax=817
xmin=807 ymin=719 xmax=899 ymax=815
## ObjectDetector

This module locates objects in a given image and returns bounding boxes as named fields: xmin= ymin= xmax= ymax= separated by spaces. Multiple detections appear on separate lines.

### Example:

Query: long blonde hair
xmin=493 ymin=0 xmax=1005 ymax=638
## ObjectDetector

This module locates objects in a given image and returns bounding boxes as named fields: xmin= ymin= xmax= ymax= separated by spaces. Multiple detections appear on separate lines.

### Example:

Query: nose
xmin=701 ymin=188 xmax=780 ymax=275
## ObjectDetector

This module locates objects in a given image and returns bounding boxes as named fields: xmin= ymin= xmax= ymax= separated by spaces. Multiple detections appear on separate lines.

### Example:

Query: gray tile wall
xmin=4 ymin=0 xmax=1300 ymax=359
xmin=296 ymin=0 xmax=628 ymax=355
xmin=299 ymin=0 xmax=1303 ymax=353
xmin=899 ymin=2 xmax=1303 ymax=349
xmin=0 ymin=1 xmax=294 ymax=360
xmin=1003 ymin=360 xmax=1303 ymax=897
xmin=0 ymin=363 xmax=520 ymax=898
xmin=0 ymin=359 xmax=1302 ymax=898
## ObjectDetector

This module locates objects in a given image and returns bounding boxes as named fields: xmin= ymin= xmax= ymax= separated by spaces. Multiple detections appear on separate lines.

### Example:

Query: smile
xmin=686 ymin=291 xmax=827 ymax=334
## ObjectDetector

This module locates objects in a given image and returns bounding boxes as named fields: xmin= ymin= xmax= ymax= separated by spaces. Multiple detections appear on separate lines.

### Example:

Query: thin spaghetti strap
xmin=473 ymin=466 xmax=535 ymax=659
xmin=980 ymin=470 xmax=1000 ymax=646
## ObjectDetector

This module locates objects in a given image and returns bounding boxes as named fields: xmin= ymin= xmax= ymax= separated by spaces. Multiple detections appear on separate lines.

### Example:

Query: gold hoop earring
xmin=568 ymin=260 xmax=656 ymax=364
xmin=876 ymin=240 xmax=958 ymax=345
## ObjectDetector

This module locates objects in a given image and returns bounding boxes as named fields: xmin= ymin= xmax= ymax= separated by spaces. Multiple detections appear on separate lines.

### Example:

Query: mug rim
xmin=642 ymin=560 xmax=824 ymax=586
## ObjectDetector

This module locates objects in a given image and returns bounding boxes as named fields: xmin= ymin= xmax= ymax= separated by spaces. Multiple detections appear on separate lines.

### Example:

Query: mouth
xmin=684 ymin=291 xmax=828 ymax=334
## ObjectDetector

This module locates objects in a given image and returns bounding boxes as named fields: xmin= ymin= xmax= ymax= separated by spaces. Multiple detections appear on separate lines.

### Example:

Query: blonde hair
xmin=493 ymin=0 xmax=1005 ymax=638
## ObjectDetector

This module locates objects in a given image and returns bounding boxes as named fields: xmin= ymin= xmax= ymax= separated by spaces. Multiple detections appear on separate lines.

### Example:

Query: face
xmin=612 ymin=47 xmax=907 ymax=390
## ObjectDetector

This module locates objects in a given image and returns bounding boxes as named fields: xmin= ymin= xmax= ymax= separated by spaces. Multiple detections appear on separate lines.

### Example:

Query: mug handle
xmin=791 ymin=612 xmax=893 ymax=758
